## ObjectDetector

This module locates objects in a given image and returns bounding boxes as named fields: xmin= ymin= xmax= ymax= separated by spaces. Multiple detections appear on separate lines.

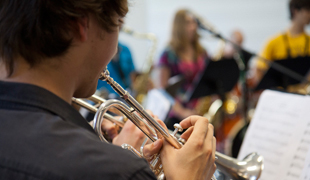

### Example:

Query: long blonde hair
xmin=169 ymin=9 xmax=205 ymax=60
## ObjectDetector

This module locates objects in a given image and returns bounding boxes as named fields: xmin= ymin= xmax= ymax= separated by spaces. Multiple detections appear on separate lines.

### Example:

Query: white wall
xmin=118 ymin=0 xmax=149 ymax=71
xmin=119 ymin=0 xmax=310 ymax=72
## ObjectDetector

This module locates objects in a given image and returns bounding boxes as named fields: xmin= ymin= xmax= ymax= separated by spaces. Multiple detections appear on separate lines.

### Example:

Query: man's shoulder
xmin=0 ymin=110 xmax=155 ymax=180
xmin=265 ymin=33 xmax=285 ymax=46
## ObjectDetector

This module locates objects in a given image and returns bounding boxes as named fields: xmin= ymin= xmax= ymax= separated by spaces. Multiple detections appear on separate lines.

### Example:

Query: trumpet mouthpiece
xmin=99 ymin=68 xmax=110 ymax=81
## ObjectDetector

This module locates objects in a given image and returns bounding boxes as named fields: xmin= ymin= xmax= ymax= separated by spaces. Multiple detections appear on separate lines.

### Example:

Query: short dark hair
xmin=0 ymin=0 xmax=128 ymax=76
xmin=289 ymin=0 xmax=310 ymax=19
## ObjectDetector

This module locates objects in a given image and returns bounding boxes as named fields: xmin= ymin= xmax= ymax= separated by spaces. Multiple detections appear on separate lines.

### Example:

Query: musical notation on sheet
xmin=238 ymin=90 xmax=310 ymax=180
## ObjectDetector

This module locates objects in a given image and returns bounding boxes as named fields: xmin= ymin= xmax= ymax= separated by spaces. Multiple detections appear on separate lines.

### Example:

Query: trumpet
xmin=73 ymin=68 xmax=263 ymax=180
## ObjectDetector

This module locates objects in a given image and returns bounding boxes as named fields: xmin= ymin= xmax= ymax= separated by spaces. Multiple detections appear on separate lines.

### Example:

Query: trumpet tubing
xmin=72 ymin=95 xmax=125 ymax=128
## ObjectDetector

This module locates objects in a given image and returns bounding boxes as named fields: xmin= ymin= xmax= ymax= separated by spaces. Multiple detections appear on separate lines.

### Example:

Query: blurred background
xmin=120 ymin=0 xmax=309 ymax=73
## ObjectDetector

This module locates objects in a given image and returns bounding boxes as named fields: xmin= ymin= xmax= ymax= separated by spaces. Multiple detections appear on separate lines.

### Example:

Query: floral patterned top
xmin=158 ymin=46 xmax=208 ymax=112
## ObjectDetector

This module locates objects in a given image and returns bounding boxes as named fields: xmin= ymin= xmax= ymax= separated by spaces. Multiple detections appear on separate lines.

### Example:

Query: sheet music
xmin=238 ymin=90 xmax=310 ymax=180
xmin=144 ymin=89 xmax=173 ymax=122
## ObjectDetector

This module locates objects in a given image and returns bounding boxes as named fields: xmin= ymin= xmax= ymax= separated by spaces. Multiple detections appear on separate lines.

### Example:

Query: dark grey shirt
xmin=0 ymin=81 xmax=156 ymax=180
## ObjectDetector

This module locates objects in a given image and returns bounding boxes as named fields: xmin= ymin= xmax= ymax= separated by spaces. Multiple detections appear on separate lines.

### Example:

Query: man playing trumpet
xmin=0 ymin=0 xmax=216 ymax=179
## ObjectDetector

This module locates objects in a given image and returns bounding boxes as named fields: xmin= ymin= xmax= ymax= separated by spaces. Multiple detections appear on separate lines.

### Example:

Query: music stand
xmin=165 ymin=75 xmax=186 ymax=97
xmin=255 ymin=57 xmax=310 ymax=91
xmin=185 ymin=59 xmax=240 ymax=101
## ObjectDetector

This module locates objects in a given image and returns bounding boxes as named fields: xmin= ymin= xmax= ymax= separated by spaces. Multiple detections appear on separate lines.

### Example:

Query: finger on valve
xmin=181 ymin=116 xmax=210 ymax=146
xmin=160 ymin=116 xmax=216 ymax=180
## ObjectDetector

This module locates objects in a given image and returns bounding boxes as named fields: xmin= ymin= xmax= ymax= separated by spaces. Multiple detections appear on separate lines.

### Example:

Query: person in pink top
xmin=158 ymin=9 xmax=209 ymax=130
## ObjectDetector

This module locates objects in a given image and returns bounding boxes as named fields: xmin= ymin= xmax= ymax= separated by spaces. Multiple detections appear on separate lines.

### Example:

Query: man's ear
xmin=76 ymin=15 xmax=89 ymax=42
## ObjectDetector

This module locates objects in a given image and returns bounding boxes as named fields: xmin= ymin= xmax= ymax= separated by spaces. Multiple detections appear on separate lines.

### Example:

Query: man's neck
xmin=289 ymin=21 xmax=306 ymax=36
xmin=0 ymin=58 xmax=75 ymax=104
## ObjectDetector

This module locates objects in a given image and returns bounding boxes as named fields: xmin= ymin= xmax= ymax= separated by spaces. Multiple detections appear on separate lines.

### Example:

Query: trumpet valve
xmin=172 ymin=123 xmax=183 ymax=136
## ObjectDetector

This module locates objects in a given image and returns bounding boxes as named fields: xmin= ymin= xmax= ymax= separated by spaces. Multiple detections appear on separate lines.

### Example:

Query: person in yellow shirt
xmin=253 ymin=0 xmax=310 ymax=88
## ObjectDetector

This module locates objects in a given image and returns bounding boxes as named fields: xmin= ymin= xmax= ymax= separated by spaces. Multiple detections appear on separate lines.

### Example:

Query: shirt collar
xmin=0 ymin=81 xmax=96 ymax=134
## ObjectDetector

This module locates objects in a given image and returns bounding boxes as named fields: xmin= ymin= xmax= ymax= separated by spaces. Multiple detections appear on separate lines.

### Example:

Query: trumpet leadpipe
xmin=72 ymin=96 xmax=124 ymax=128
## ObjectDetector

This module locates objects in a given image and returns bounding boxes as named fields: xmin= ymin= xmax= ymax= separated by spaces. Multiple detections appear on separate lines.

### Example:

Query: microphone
xmin=189 ymin=11 xmax=223 ymax=39
xmin=196 ymin=18 xmax=222 ymax=39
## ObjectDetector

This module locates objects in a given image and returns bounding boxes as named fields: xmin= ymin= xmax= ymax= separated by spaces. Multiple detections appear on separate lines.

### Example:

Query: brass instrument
xmin=121 ymin=26 xmax=157 ymax=103
xmin=73 ymin=68 xmax=264 ymax=180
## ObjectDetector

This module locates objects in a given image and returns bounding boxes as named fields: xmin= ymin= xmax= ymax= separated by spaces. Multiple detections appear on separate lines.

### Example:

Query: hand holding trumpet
xmin=102 ymin=113 xmax=216 ymax=180
xmin=161 ymin=116 xmax=216 ymax=180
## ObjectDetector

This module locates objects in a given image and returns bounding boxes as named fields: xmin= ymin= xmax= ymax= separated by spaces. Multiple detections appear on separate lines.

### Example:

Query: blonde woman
xmin=158 ymin=9 xmax=210 ymax=130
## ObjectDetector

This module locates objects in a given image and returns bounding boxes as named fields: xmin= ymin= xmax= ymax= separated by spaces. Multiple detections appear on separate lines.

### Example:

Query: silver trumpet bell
xmin=214 ymin=152 xmax=263 ymax=180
